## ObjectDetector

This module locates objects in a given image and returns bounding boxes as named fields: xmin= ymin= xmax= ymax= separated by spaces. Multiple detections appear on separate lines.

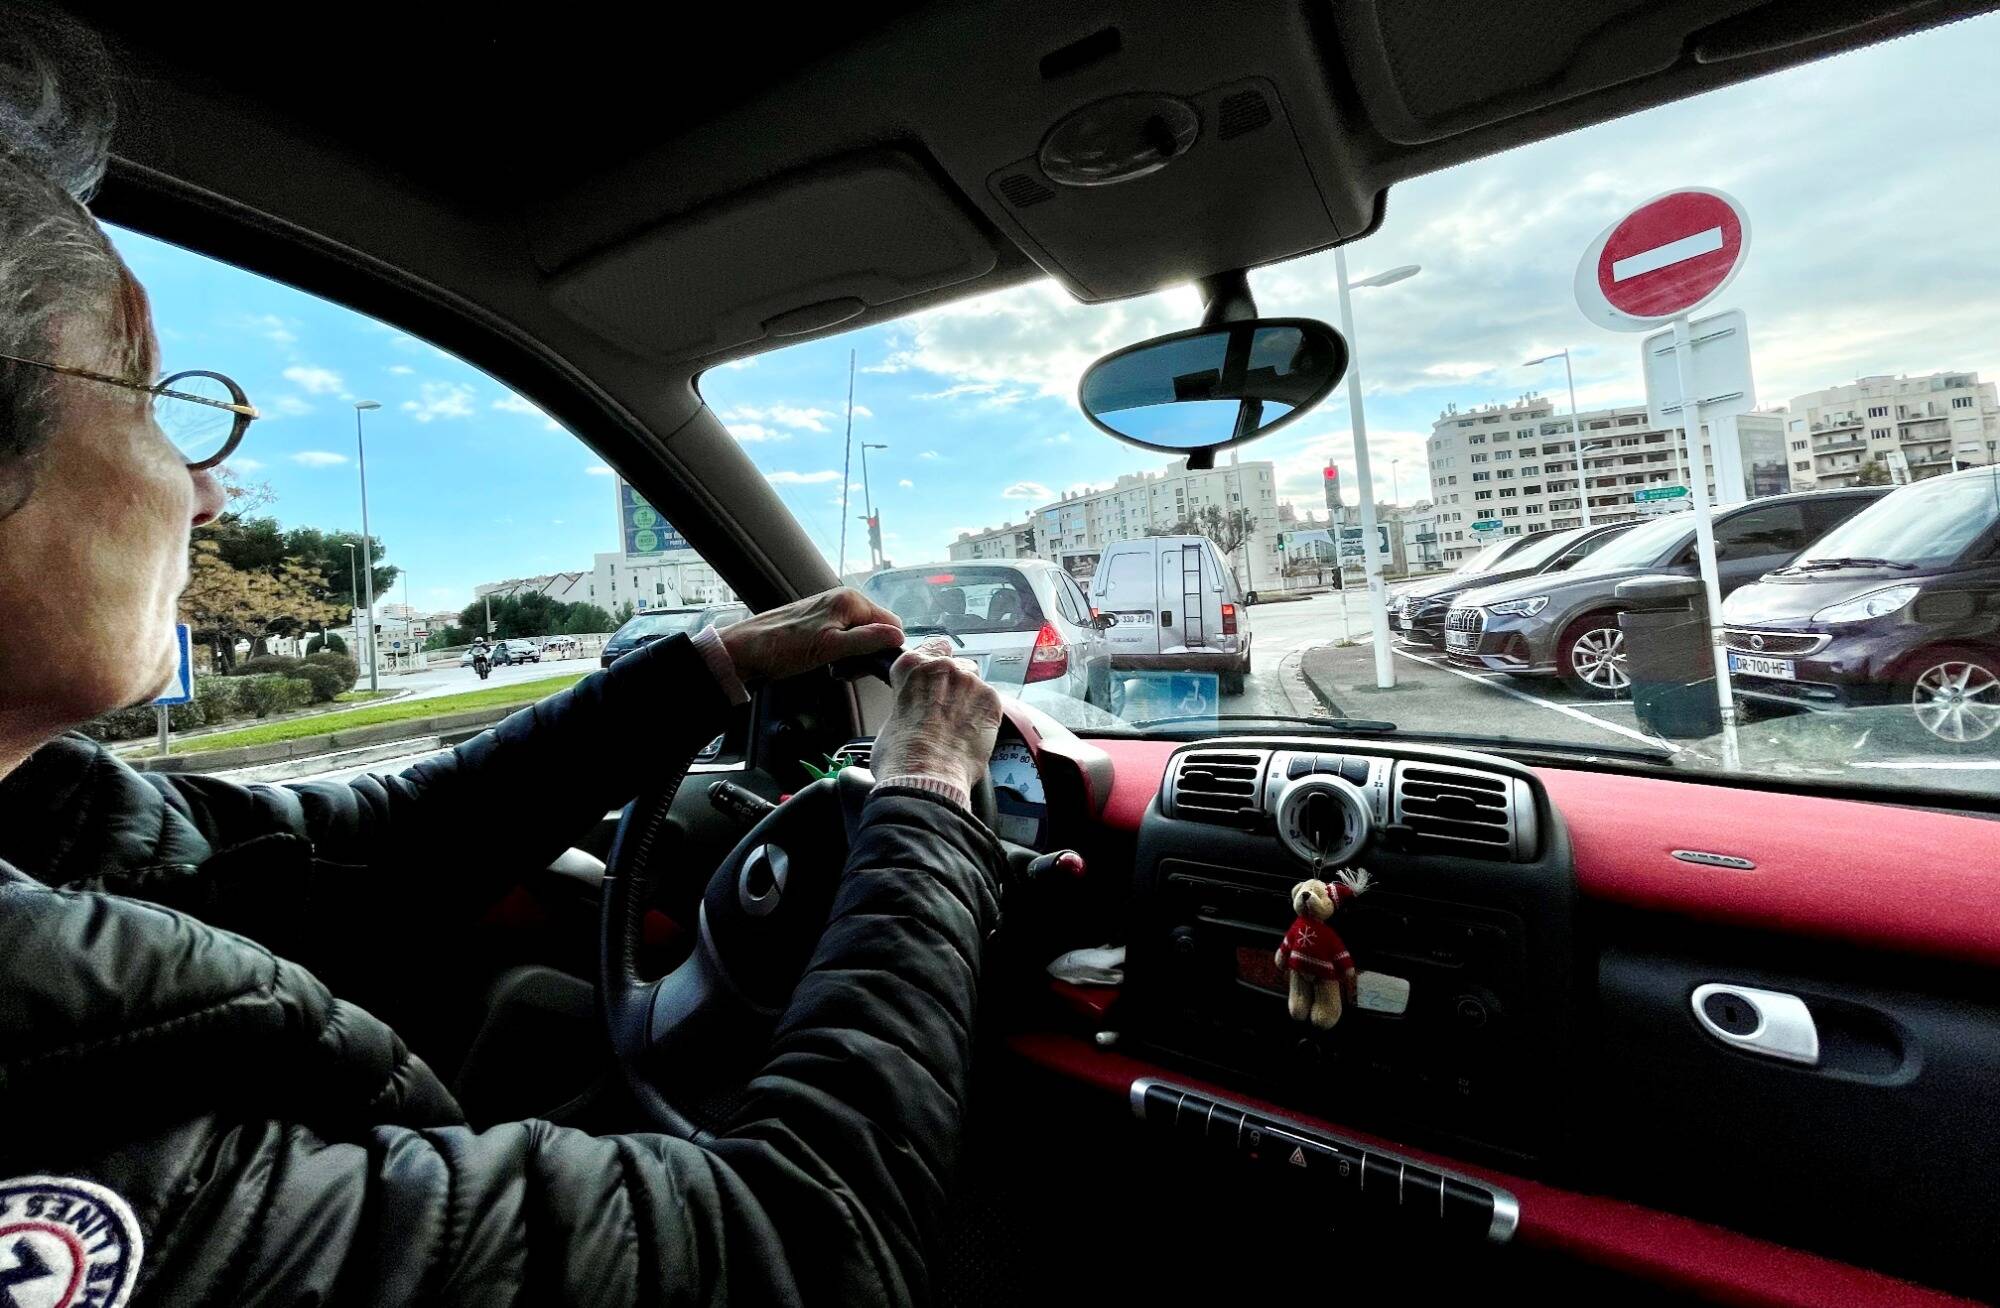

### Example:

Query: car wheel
xmin=1904 ymin=647 xmax=2000 ymax=749
xmin=1221 ymin=666 xmax=1247 ymax=697
xmin=1558 ymin=617 xmax=1630 ymax=699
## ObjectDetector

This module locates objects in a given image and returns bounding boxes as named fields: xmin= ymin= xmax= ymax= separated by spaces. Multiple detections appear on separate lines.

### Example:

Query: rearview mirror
xmin=1078 ymin=318 xmax=1346 ymax=458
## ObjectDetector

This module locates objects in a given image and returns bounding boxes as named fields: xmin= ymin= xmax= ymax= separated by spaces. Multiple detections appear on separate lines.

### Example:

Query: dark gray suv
xmin=1444 ymin=489 xmax=1887 ymax=696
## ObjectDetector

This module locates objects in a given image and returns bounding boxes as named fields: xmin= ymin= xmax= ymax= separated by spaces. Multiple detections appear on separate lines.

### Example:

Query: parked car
xmin=1392 ymin=523 xmax=1632 ymax=648
xmin=600 ymin=605 xmax=751 ymax=669
xmin=1085 ymin=535 xmax=1250 ymax=694
xmin=542 ymin=635 xmax=582 ymax=659
xmin=1445 ymin=489 xmax=1889 ymax=696
xmin=1719 ymin=468 xmax=2000 ymax=745
xmin=861 ymin=561 xmax=1112 ymax=705
xmin=494 ymin=638 xmax=543 ymax=665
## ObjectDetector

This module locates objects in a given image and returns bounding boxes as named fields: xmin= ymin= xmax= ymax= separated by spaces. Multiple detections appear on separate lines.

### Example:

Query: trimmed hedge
xmin=298 ymin=653 xmax=359 ymax=703
xmin=304 ymin=633 xmax=348 ymax=656
xmin=239 ymin=674 xmax=314 ymax=718
xmin=232 ymin=655 xmax=305 ymax=679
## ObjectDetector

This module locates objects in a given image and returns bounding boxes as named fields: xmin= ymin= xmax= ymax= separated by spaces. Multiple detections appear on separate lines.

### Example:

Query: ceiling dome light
xmin=1039 ymin=93 xmax=1200 ymax=187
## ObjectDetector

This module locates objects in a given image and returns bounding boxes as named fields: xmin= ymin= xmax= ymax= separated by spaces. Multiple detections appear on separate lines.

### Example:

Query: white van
xmin=1087 ymin=536 xmax=1251 ymax=694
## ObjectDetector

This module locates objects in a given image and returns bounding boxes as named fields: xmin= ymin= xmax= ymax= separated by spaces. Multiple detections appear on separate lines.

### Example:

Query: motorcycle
xmin=471 ymin=646 xmax=492 ymax=681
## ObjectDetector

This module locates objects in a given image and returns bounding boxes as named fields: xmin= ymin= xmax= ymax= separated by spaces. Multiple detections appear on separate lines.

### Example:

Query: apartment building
xmin=1779 ymin=372 xmax=2000 ymax=489
xmin=1031 ymin=456 xmax=1283 ymax=590
xmin=1425 ymin=397 xmax=1785 ymax=564
xmin=948 ymin=520 xmax=1038 ymax=560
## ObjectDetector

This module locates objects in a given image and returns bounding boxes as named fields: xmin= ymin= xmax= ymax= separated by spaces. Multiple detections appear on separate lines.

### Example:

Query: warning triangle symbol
xmin=1288 ymin=1146 xmax=1308 ymax=1168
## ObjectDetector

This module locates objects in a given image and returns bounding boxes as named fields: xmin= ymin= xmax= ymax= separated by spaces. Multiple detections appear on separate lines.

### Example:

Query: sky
xmin=108 ymin=12 xmax=2000 ymax=609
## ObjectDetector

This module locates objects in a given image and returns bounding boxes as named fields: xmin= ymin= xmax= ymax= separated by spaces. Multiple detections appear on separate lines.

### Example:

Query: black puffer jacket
xmin=0 ymin=635 xmax=1003 ymax=1306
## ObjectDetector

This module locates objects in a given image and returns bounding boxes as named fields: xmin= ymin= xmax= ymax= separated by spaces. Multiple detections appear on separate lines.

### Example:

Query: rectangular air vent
xmin=1393 ymin=763 xmax=1523 ymax=857
xmin=1169 ymin=749 xmax=1267 ymax=824
xmin=831 ymin=739 xmax=874 ymax=770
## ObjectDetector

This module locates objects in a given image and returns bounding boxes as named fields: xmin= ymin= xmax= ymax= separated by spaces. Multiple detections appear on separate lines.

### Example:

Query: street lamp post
xmin=1334 ymin=252 xmax=1420 ymax=690
xmin=859 ymin=441 xmax=888 ymax=569
xmin=354 ymin=400 xmax=382 ymax=692
xmin=1524 ymin=348 xmax=1589 ymax=527
xmin=1391 ymin=458 xmax=1401 ymax=506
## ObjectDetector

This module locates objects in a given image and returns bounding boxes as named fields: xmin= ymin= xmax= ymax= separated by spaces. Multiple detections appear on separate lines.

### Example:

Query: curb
xmin=129 ymin=704 xmax=519 ymax=774
xmin=1297 ymin=649 xmax=1346 ymax=716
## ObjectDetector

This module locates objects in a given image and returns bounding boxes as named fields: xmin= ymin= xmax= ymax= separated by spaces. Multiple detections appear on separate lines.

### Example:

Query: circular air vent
xmin=1273 ymin=774 xmax=1371 ymax=869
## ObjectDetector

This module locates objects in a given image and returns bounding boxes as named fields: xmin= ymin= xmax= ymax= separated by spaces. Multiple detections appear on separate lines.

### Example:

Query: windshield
xmin=1571 ymin=515 xmax=1689 ymax=573
xmin=705 ymin=16 xmax=2000 ymax=797
xmin=1453 ymin=538 xmax=1520 ymax=574
xmin=613 ymin=612 xmax=706 ymax=643
xmin=863 ymin=567 xmax=1047 ymax=634
xmin=1793 ymin=473 xmax=2000 ymax=570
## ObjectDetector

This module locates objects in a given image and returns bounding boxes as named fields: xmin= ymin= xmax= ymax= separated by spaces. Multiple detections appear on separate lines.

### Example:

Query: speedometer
xmin=988 ymin=740 xmax=1045 ymax=805
xmin=988 ymin=740 xmax=1047 ymax=846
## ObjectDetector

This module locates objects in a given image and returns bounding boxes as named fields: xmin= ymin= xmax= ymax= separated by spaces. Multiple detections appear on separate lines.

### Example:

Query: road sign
xmin=1643 ymin=309 xmax=1754 ymax=428
xmin=1634 ymin=485 xmax=1690 ymax=502
xmin=1470 ymin=518 xmax=1504 ymax=534
xmin=1575 ymin=189 xmax=1750 ymax=331
xmin=151 ymin=624 xmax=193 ymax=706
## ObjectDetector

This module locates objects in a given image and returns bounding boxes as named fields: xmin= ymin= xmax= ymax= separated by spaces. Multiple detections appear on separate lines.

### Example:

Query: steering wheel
xmin=600 ymin=754 xmax=997 ymax=1139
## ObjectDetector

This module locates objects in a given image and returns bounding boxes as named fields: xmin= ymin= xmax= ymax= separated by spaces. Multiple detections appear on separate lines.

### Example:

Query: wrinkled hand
xmin=719 ymin=587 xmax=904 ymax=682
xmin=870 ymin=639 xmax=1003 ymax=799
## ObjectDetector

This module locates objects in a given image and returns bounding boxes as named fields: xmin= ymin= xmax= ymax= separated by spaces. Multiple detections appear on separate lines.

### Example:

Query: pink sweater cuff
xmin=873 ymin=773 xmax=973 ymax=813
xmin=689 ymin=624 xmax=750 ymax=707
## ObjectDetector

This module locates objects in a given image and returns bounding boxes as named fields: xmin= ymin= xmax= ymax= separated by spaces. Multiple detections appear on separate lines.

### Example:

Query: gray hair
xmin=0 ymin=4 xmax=143 ymax=518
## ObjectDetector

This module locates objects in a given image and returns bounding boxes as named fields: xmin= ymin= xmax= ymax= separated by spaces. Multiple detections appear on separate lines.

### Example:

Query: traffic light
xmin=867 ymin=513 xmax=882 ymax=557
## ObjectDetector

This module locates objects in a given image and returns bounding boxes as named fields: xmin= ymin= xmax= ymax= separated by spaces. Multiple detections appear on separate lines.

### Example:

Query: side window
xmin=1804 ymin=496 xmax=1873 ymax=537
xmin=1714 ymin=504 xmax=1810 ymax=561
xmin=1061 ymin=571 xmax=1093 ymax=618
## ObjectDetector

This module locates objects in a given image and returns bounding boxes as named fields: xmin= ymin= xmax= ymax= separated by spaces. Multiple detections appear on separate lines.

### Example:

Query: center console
xmin=1125 ymin=738 xmax=1578 ymax=1166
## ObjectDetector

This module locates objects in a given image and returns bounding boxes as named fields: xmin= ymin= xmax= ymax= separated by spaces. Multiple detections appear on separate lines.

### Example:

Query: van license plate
xmin=1728 ymin=653 xmax=1795 ymax=680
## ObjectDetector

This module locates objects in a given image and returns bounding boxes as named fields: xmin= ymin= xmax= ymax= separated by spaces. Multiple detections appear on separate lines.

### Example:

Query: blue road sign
xmin=152 ymin=623 xmax=193 ymax=706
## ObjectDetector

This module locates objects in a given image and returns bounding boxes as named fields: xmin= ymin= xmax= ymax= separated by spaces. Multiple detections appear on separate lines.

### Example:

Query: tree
xmin=179 ymin=540 xmax=345 ymax=670
xmin=1853 ymin=461 xmax=1893 ymax=486
xmin=1150 ymin=504 xmax=1256 ymax=586
xmin=281 ymin=526 xmax=397 ymax=618
xmin=561 ymin=603 xmax=616 ymax=635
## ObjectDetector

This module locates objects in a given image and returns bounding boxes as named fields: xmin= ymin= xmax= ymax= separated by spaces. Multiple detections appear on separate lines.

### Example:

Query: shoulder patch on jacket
xmin=0 ymin=1176 xmax=142 ymax=1308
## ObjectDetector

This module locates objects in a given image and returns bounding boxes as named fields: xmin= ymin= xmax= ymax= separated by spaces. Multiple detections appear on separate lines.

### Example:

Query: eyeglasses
xmin=0 ymin=353 xmax=258 ymax=470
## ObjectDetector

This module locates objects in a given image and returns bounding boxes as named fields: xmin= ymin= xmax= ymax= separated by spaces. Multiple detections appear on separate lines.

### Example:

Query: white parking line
xmin=1390 ymin=646 xmax=1678 ymax=752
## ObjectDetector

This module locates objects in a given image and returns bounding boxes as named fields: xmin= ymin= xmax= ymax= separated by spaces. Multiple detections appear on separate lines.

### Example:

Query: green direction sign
xmin=1470 ymin=518 xmax=1504 ymax=533
xmin=1633 ymin=485 xmax=1690 ymax=502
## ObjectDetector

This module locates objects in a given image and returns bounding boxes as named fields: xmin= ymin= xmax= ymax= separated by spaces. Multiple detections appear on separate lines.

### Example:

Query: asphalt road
xmin=363 ymin=654 xmax=597 ymax=701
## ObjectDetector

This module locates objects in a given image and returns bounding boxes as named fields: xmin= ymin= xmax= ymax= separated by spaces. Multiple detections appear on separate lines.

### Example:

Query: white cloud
xmin=765 ymin=469 xmax=843 ymax=485
xmin=719 ymin=403 xmax=836 ymax=432
xmin=852 ymin=404 xmax=875 ymax=419
xmin=898 ymin=478 xmax=914 ymax=489
xmin=492 ymin=394 xmax=539 ymax=415
xmin=291 ymin=450 xmax=347 ymax=467
xmin=268 ymin=395 xmax=312 ymax=418
xmin=1042 ymin=432 xmax=1072 ymax=446
xmin=282 ymin=364 xmax=343 ymax=395
xmin=1002 ymin=481 xmax=1054 ymax=500
xmin=860 ymin=359 xmax=906 ymax=374
xmin=388 ymin=364 xmax=415 ymax=376
xmin=716 ymin=357 xmax=758 ymax=370
xmin=401 ymin=382 xmax=477 ymax=422
xmin=246 ymin=314 xmax=295 ymax=346
xmin=231 ymin=457 xmax=265 ymax=471
xmin=728 ymin=422 xmax=778 ymax=443
xmin=585 ymin=464 xmax=615 ymax=476
xmin=918 ymin=450 xmax=941 ymax=461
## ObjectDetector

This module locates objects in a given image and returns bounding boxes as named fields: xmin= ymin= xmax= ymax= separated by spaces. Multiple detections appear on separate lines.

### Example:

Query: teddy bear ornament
xmin=1274 ymin=868 xmax=1371 ymax=1030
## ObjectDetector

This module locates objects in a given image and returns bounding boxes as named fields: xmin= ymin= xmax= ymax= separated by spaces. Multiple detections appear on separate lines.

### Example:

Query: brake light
xmin=925 ymin=573 xmax=956 ymax=584
xmin=1026 ymin=622 xmax=1069 ymax=683
xmin=1221 ymin=603 xmax=1238 ymax=636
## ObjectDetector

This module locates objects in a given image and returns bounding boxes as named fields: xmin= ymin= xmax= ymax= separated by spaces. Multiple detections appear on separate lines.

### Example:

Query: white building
xmin=948 ymin=520 xmax=1038 ymax=561
xmin=1028 ymin=456 xmax=1283 ymax=591
xmin=1777 ymin=372 xmax=2000 ymax=489
xmin=586 ymin=552 xmax=736 ymax=613
xmin=474 ymin=571 xmax=591 ymax=605
xmin=1425 ymin=397 xmax=1788 ymax=564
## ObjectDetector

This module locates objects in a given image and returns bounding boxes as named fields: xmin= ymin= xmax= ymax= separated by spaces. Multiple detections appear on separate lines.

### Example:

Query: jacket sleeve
xmin=146 ymin=634 xmax=735 ymax=937
xmin=104 ymin=789 xmax=1001 ymax=1307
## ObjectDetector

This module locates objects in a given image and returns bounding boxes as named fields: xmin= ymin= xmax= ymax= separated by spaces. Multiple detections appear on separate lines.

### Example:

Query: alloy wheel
xmin=1572 ymin=627 xmax=1630 ymax=693
xmin=1912 ymin=659 xmax=2000 ymax=744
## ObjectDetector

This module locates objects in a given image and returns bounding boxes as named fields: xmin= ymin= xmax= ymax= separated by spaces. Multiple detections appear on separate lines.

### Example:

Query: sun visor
xmin=551 ymin=150 xmax=997 ymax=360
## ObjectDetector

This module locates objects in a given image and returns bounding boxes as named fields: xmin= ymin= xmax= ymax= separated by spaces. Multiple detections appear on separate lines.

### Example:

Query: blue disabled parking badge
xmin=1123 ymin=670 xmax=1221 ymax=727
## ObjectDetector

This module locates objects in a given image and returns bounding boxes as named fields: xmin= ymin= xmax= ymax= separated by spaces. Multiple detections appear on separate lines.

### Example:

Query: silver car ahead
xmin=862 ymin=560 xmax=1113 ymax=706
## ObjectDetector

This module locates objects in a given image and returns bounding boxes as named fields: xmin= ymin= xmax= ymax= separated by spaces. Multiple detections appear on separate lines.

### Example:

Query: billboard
xmin=620 ymin=481 xmax=688 ymax=555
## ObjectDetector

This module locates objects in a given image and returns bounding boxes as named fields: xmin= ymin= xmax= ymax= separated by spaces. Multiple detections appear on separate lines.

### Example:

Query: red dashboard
xmin=1023 ymin=735 xmax=2000 ymax=1306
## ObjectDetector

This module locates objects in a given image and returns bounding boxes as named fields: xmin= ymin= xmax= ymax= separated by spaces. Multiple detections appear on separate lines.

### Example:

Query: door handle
xmin=1691 ymin=983 xmax=1819 ymax=1065
xmin=1160 ymin=611 xmax=1172 ymax=625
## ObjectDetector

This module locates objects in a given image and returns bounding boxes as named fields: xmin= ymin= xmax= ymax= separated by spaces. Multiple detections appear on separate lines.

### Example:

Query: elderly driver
xmin=0 ymin=10 xmax=1003 ymax=1306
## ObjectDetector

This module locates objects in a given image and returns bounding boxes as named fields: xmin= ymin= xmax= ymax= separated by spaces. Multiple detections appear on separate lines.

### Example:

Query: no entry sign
xmin=1574 ymin=188 xmax=1750 ymax=331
